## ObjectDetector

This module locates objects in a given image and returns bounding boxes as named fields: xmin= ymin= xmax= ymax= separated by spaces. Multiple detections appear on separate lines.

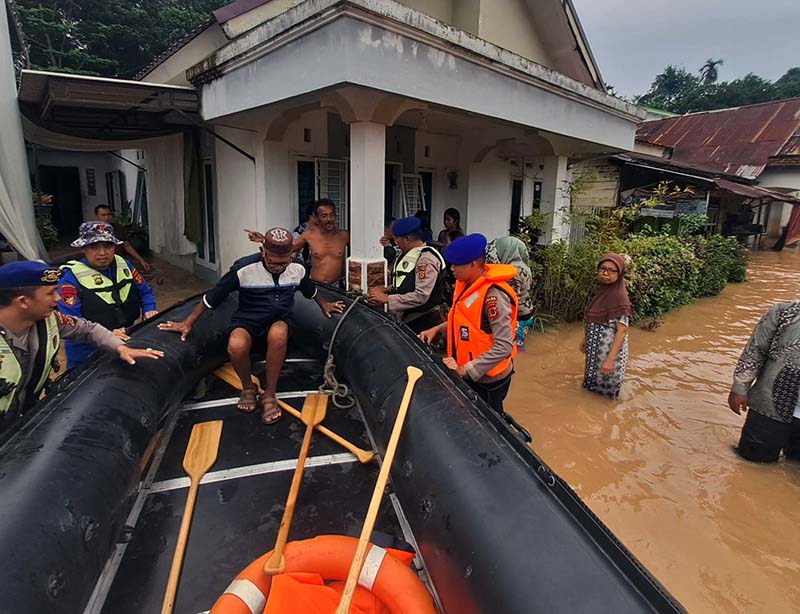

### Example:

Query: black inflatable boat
xmin=0 ymin=288 xmax=685 ymax=614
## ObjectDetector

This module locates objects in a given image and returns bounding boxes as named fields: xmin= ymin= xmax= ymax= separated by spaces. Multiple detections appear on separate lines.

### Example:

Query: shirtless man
xmin=292 ymin=199 xmax=349 ymax=286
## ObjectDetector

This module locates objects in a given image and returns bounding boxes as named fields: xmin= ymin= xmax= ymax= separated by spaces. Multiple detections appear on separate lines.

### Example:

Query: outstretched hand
xmin=443 ymin=356 xmax=466 ymax=378
xmin=117 ymin=345 xmax=164 ymax=365
xmin=418 ymin=326 xmax=440 ymax=345
xmin=245 ymin=228 xmax=264 ymax=243
xmin=158 ymin=319 xmax=193 ymax=341
xmin=321 ymin=300 xmax=345 ymax=318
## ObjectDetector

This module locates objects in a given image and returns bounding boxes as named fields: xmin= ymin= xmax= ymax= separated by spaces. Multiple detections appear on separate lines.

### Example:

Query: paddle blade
xmin=407 ymin=366 xmax=423 ymax=384
xmin=182 ymin=420 xmax=223 ymax=480
xmin=301 ymin=393 xmax=329 ymax=427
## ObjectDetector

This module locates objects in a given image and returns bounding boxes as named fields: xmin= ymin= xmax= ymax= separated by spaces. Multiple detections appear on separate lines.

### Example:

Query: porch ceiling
xmin=190 ymin=0 xmax=644 ymax=152
xmin=18 ymin=70 xmax=199 ymax=140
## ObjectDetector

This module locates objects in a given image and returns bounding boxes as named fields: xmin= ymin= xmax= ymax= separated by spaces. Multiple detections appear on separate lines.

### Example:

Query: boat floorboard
xmin=94 ymin=357 xmax=412 ymax=614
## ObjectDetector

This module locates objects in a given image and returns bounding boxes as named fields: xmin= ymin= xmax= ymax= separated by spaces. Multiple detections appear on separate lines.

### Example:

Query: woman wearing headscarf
xmin=581 ymin=253 xmax=632 ymax=399
xmin=486 ymin=236 xmax=533 ymax=350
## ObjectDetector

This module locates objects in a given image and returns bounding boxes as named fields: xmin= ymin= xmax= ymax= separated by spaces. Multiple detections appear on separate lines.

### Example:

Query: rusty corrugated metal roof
xmin=635 ymin=98 xmax=800 ymax=179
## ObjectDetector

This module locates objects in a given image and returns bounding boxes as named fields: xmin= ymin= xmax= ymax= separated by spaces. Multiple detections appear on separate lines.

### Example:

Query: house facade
xmin=571 ymin=98 xmax=800 ymax=246
xmin=19 ymin=0 xmax=646 ymax=286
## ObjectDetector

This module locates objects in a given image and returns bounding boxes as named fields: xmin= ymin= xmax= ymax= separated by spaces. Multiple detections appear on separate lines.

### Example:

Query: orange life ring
xmin=210 ymin=534 xmax=436 ymax=614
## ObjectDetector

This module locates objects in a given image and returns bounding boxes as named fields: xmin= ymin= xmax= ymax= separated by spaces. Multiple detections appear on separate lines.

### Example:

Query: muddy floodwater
xmin=507 ymin=250 xmax=800 ymax=614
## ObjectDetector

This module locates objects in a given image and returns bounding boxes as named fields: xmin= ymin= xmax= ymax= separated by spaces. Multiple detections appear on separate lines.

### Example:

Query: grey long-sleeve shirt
xmin=732 ymin=301 xmax=800 ymax=422
xmin=463 ymin=287 xmax=515 ymax=384
xmin=1 ymin=312 xmax=123 ymax=414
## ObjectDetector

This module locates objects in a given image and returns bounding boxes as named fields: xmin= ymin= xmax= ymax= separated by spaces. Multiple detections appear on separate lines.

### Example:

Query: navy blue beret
xmin=0 ymin=261 xmax=63 ymax=288
xmin=392 ymin=216 xmax=422 ymax=237
xmin=444 ymin=233 xmax=488 ymax=265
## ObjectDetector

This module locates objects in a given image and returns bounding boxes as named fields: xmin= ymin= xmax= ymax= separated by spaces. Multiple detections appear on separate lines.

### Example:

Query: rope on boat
xmin=319 ymin=295 xmax=364 ymax=409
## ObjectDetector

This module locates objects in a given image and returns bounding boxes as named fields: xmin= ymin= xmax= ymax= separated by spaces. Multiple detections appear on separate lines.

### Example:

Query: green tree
xmin=12 ymin=0 xmax=231 ymax=77
xmin=637 ymin=65 xmax=702 ymax=113
xmin=774 ymin=67 xmax=800 ymax=99
xmin=699 ymin=58 xmax=723 ymax=84
xmin=637 ymin=63 xmax=797 ymax=114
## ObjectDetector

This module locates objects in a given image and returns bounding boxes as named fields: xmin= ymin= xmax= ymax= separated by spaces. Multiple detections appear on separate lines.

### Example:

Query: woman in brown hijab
xmin=580 ymin=253 xmax=632 ymax=399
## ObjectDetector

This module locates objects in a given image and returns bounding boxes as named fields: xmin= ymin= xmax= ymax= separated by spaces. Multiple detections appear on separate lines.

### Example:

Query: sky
xmin=571 ymin=0 xmax=800 ymax=99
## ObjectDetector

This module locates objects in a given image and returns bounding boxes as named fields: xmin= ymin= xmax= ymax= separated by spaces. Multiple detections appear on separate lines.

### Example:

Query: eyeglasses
xmin=597 ymin=266 xmax=619 ymax=274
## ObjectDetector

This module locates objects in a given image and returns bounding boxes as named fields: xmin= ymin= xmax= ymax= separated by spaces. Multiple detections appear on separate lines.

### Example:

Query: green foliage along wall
xmin=531 ymin=234 xmax=748 ymax=323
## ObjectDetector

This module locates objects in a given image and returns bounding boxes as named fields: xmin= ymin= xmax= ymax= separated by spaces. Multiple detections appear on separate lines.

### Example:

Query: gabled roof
xmin=612 ymin=151 xmax=800 ymax=205
xmin=134 ymin=21 xmax=215 ymax=82
xmin=213 ymin=0 xmax=272 ymax=23
xmin=635 ymin=98 xmax=800 ymax=179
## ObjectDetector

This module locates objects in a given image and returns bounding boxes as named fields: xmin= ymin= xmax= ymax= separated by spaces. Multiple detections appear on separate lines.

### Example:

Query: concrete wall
xmin=466 ymin=154 xmax=512 ymax=239
xmin=414 ymin=130 xmax=467 ymax=233
xmin=758 ymin=168 xmax=800 ymax=195
xmin=201 ymin=17 xmax=637 ymax=151
xmin=401 ymin=0 xmax=453 ymax=23
xmin=452 ymin=0 xmax=480 ymax=35
xmin=142 ymin=25 xmax=228 ymax=86
xmin=223 ymin=0 xmax=304 ymax=37
xmin=477 ymin=0 xmax=552 ymax=67
xmin=214 ymin=126 xmax=258 ymax=271
xmin=31 ymin=149 xmax=137 ymax=223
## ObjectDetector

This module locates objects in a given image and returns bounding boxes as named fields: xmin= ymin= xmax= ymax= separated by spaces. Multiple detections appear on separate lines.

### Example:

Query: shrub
xmin=35 ymin=214 xmax=59 ymax=248
xmin=623 ymin=236 xmax=701 ymax=319
xmin=529 ymin=232 xmax=747 ymax=323
xmin=533 ymin=240 xmax=606 ymax=322
xmin=694 ymin=235 xmax=748 ymax=295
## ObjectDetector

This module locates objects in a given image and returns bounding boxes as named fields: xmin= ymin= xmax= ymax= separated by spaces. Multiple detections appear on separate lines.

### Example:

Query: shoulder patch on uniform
xmin=133 ymin=269 xmax=144 ymax=284
xmin=487 ymin=304 xmax=499 ymax=320
xmin=55 ymin=311 xmax=77 ymax=327
xmin=59 ymin=283 xmax=78 ymax=307
xmin=486 ymin=295 xmax=498 ymax=304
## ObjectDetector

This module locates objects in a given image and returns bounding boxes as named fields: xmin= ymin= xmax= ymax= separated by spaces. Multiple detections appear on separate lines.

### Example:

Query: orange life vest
xmin=447 ymin=264 xmax=518 ymax=378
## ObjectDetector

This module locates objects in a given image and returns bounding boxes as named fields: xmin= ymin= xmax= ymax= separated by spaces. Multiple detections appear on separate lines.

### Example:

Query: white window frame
xmin=194 ymin=157 xmax=219 ymax=271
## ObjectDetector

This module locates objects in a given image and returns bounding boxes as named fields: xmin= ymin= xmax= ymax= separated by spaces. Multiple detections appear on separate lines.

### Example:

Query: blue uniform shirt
xmin=57 ymin=258 xmax=156 ymax=368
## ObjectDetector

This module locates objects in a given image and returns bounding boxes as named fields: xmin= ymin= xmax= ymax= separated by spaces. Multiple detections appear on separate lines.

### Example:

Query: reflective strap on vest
xmin=222 ymin=578 xmax=266 ymax=614
xmin=358 ymin=545 xmax=387 ymax=591
xmin=32 ymin=313 xmax=60 ymax=395
xmin=0 ymin=335 xmax=23 ymax=414
xmin=392 ymin=245 xmax=446 ymax=292
xmin=0 ymin=313 xmax=59 ymax=413
xmin=64 ymin=255 xmax=133 ymax=304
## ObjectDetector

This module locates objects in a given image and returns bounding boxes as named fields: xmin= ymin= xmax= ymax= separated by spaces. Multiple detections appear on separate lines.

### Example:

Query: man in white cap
xmin=58 ymin=221 xmax=157 ymax=368
xmin=159 ymin=227 xmax=345 ymax=424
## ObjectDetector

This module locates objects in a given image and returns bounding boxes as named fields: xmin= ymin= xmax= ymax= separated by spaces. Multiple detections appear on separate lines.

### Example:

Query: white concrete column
xmin=347 ymin=121 xmax=387 ymax=292
xmin=539 ymin=155 xmax=571 ymax=244
xmin=263 ymin=139 xmax=293 ymax=230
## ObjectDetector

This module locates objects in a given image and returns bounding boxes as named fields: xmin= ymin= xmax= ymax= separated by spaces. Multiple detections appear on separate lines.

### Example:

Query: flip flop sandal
xmin=260 ymin=395 xmax=282 ymax=425
xmin=237 ymin=386 xmax=258 ymax=413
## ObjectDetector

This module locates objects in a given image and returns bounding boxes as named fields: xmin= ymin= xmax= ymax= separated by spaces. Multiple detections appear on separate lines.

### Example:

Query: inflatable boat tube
xmin=0 ymin=290 xmax=684 ymax=614
xmin=0 ymin=297 xmax=236 ymax=614
xmin=292 ymin=289 xmax=685 ymax=614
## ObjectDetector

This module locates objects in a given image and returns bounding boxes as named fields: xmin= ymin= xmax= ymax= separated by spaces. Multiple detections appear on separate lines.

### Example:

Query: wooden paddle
xmin=335 ymin=366 xmax=423 ymax=614
xmin=276 ymin=399 xmax=374 ymax=464
xmin=213 ymin=364 xmax=374 ymax=463
xmin=263 ymin=393 xmax=328 ymax=575
xmin=161 ymin=420 xmax=223 ymax=614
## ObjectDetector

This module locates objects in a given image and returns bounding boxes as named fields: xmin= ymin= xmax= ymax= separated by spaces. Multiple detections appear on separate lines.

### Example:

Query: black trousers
xmin=737 ymin=409 xmax=800 ymax=463
xmin=467 ymin=372 xmax=513 ymax=414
